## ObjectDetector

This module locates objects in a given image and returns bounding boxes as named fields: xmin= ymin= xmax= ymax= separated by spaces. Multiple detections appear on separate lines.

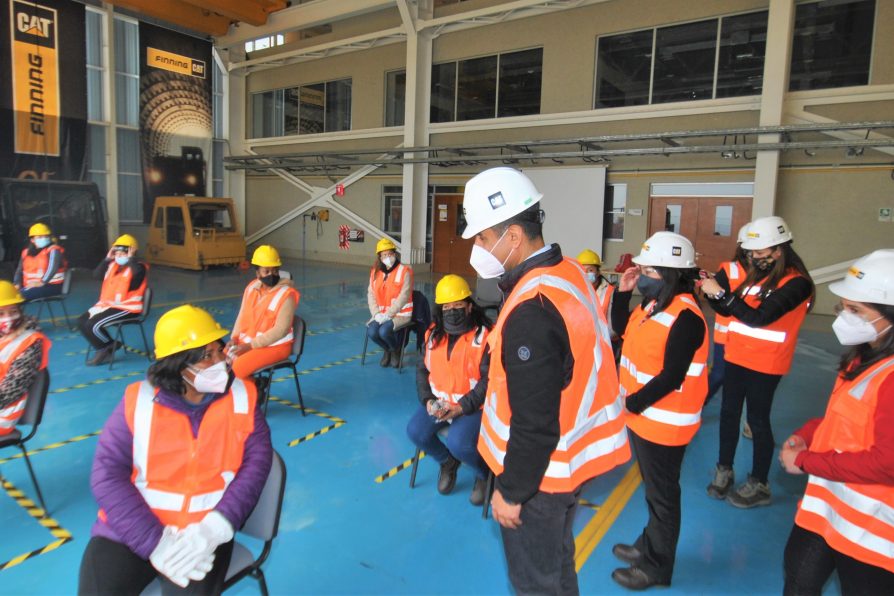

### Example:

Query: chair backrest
xmin=20 ymin=368 xmax=49 ymax=429
xmin=240 ymin=450 xmax=286 ymax=541
xmin=473 ymin=276 xmax=502 ymax=308
xmin=292 ymin=316 xmax=306 ymax=359
xmin=139 ymin=288 xmax=153 ymax=322
xmin=61 ymin=269 xmax=72 ymax=295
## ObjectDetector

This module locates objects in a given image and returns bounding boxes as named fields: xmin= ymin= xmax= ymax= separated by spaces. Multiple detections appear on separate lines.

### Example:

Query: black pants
xmin=78 ymin=536 xmax=234 ymax=596
xmin=78 ymin=308 xmax=140 ymax=349
xmin=630 ymin=431 xmax=687 ymax=584
xmin=500 ymin=489 xmax=580 ymax=596
xmin=718 ymin=361 xmax=782 ymax=484
xmin=784 ymin=524 xmax=894 ymax=596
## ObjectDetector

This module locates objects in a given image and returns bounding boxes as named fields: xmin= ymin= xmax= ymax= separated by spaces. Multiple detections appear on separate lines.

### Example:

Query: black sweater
xmin=708 ymin=269 xmax=812 ymax=327
xmin=93 ymin=258 xmax=147 ymax=292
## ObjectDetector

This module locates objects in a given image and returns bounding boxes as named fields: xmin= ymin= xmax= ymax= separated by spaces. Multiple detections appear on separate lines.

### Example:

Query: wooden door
xmin=432 ymin=194 xmax=476 ymax=277
xmin=648 ymin=197 xmax=699 ymax=240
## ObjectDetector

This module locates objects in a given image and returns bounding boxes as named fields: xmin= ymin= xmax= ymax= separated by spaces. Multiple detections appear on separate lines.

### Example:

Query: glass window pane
xmin=212 ymin=140 xmax=224 ymax=196
xmin=118 ymin=174 xmax=143 ymax=222
xmin=87 ymin=68 xmax=104 ymax=121
xmin=664 ymin=204 xmax=682 ymax=233
xmin=430 ymin=62 xmax=456 ymax=123
xmin=283 ymin=88 xmax=300 ymax=135
xmin=790 ymin=0 xmax=874 ymax=91
xmin=88 ymin=124 xmax=106 ymax=172
xmin=213 ymin=92 xmax=223 ymax=138
xmin=457 ymin=55 xmax=497 ymax=121
xmin=714 ymin=205 xmax=733 ymax=236
xmin=86 ymin=11 xmax=103 ymax=67
xmin=385 ymin=70 xmax=406 ymax=127
xmin=115 ymin=74 xmax=138 ymax=126
xmin=89 ymin=172 xmax=107 ymax=202
xmin=595 ymin=30 xmax=653 ymax=108
xmin=114 ymin=19 xmax=139 ymax=75
xmin=252 ymin=91 xmax=281 ymax=137
xmin=325 ymin=79 xmax=351 ymax=132
xmin=652 ymin=19 xmax=718 ymax=104
xmin=717 ymin=11 xmax=768 ymax=98
xmin=300 ymin=83 xmax=325 ymax=134
xmin=116 ymin=128 xmax=141 ymax=173
xmin=604 ymin=184 xmax=626 ymax=240
xmin=165 ymin=206 xmax=185 ymax=244
xmin=498 ymin=48 xmax=542 ymax=117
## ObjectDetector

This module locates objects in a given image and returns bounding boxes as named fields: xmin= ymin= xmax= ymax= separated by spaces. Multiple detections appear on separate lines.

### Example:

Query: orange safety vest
xmin=794 ymin=357 xmax=894 ymax=573
xmin=619 ymin=294 xmax=708 ymax=446
xmin=0 ymin=329 xmax=50 ymax=435
xmin=724 ymin=270 xmax=809 ymax=375
xmin=595 ymin=280 xmax=615 ymax=322
xmin=478 ymin=257 xmax=630 ymax=494
xmin=424 ymin=325 xmax=489 ymax=405
xmin=370 ymin=264 xmax=413 ymax=318
xmin=94 ymin=262 xmax=149 ymax=314
xmin=236 ymin=281 xmax=300 ymax=347
xmin=20 ymin=245 xmax=67 ymax=288
xmin=713 ymin=260 xmax=745 ymax=346
xmin=110 ymin=378 xmax=257 ymax=529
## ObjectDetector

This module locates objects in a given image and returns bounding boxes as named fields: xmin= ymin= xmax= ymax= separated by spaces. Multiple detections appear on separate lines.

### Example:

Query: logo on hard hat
xmin=777 ymin=225 xmax=786 ymax=234
xmin=848 ymin=266 xmax=865 ymax=279
xmin=672 ymin=246 xmax=682 ymax=256
xmin=747 ymin=231 xmax=760 ymax=238
xmin=488 ymin=192 xmax=506 ymax=210
xmin=641 ymin=243 xmax=650 ymax=251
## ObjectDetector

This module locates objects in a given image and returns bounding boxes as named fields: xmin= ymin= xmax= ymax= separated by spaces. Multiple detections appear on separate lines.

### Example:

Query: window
xmin=595 ymin=30 xmax=652 ymax=108
xmin=652 ymin=20 xmax=718 ymax=104
xmin=790 ymin=0 xmax=875 ymax=91
xmin=250 ymin=79 xmax=351 ymax=138
xmin=457 ymin=55 xmax=497 ymax=121
xmin=87 ymin=124 xmax=107 ymax=200
xmin=212 ymin=55 xmax=226 ymax=197
xmin=189 ymin=203 xmax=234 ymax=230
xmin=166 ymin=206 xmax=185 ymax=245
xmin=383 ymin=185 xmax=454 ymax=261
xmin=385 ymin=70 xmax=406 ymax=127
xmin=430 ymin=63 xmax=456 ymax=123
xmin=245 ymin=34 xmax=284 ymax=54
xmin=498 ymin=48 xmax=543 ymax=117
xmin=714 ymin=205 xmax=733 ymax=236
xmin=603 ymin=184 xmax=627 ymax=241
xmin=85 ymin=9 xmax=105 ymax=122
xmin=663 ymin=204 xmax=682 ymax=233
xmin=114 ymin=18 xmax=139 ymax=127
xmin=117 ymin=128 xmax=143 ymax=222
xmin=717 ymin=11 xmax=768 ymax=98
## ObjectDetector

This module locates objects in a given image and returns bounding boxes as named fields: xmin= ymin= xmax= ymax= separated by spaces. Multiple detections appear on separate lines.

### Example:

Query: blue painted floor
xmin=0 ymin=260 xmax=841 ymax=595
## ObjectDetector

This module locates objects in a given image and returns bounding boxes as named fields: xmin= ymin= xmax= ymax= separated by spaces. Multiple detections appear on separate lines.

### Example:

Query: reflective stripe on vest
xmin=0 ymin=329 xmax=36 ymax=364
xmin=95 ymin=262 xmax=147 ymax=313
xmin=0 ymin=329 xmax=49 ymax=435
xmin=713 ymin=260 xmax=745 ymax=345
xmin=21 ymin=246 xmax=66 ymax=287
xmin=371 ymin=264 xmax=413 ymax=317
xmin=425 ymin=326 xmax=488 ymax=404
xmin=238 ymin=282 xmax=298 ymax=347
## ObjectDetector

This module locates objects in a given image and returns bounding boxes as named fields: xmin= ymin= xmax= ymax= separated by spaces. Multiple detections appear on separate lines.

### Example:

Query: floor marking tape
xmin=0 ymin=430 xmax=101 ymax=465
xmin=287 ymin=422 xmax=345 ymax=447
xmin=578 ymin=499 xmax=601 ymax=511
xmin=50 ymin=370 xmax=143 ymax=394
xmin=375 ymin=451 xmax=425 ymax=483
xmin=0 ymin=478 xmax=73 ymax=572
xmin=267 ymin=396 xmax=347 ymax=449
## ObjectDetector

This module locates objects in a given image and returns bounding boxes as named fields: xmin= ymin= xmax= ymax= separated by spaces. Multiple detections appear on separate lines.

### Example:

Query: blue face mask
xmin=34 ymin=237 xmax=51 ymax=249
xmin=115 ymin=255 xmax=130 ymax=266
xmin=636 ymin=275 xmax=664 ymax=299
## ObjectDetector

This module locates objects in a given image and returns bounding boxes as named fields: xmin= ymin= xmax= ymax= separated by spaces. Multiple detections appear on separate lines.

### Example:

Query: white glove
xmin=149 ymin=527 xmax=194 ymax=588
xmin=374 ymin=313 xmax=387 ymax=324
xmin=178 ymin=511 xmax=234 ymax=567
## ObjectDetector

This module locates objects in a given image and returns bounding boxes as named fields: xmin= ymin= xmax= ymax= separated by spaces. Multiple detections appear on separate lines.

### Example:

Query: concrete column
xmin=103 ymin=3 xmax=119 ymax=243
xmin=753 ymin=0 xmax=795 ymax=217
xmin=225 ymin=53 xmax=247 ymax=232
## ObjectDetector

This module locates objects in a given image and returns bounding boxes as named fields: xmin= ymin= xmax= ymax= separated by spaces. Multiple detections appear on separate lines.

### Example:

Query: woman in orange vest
xmin=367 ymin=238 xmax=413 ymax=367
xmin=226 ymin=245 xmax=299 ymax=380
xmin=578 ymin=248 xmax=620 ymax=356
xmin=701 ymin=216 xmax=814 ymax=508
xmin=406 ymin=275 xmax=492 ymax=505
xmin=0 ymin=281 xmax=50 ymax=437
xmin=13 ymin=222 xmax=67 ymax=301
xmin=779 ymin=250 xmax=894 ymax=595
xmin=78 ymin=305 xmax=272 ymax=594
xmin=609 ymin=232 xmax=708 ymax=590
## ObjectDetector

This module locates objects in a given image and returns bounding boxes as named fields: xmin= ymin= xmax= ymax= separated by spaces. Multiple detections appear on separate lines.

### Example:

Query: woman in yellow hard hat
xmin=367 ymin=238 xmax=414 ymax=367
xmin=577 ymin=248 xmax=620 ymax=355
xmin=0 ymin=280 xmax=51 ymax=437
xmin=79 ymin=305 xmax=272 ymax=594
xmin=77 ymin=234 xmax=150 ymax=366
xmin=407 ymin=274 xmax=493 ymax=505
xmin=226 ymin=245 xmax=299 ymax=380
xmin=13 ymin=222 xmax=68 ymax=301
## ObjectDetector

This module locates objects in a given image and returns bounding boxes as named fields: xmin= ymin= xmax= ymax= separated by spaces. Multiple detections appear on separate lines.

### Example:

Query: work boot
xmin=437 ymin=456 xmax=460 ymax=495
xmin=611 ymin=567 xmax=669 ymax=590
xmin=727 ymin=476 xmax=771 ymax=509
xmin=379 ymin=350 xmax=392 ymax=367
xmin=391 ymin=351 xmax=402 ymax=368
xmin=612 ymin=543 xmax=643 ymax=566
xmin=470 ymin=476 xmax=488 ymax=506
xmin=707 ymin=464 xmax=734 ymax=499
xmin=87 ymin=346 xmax=113 ymax=366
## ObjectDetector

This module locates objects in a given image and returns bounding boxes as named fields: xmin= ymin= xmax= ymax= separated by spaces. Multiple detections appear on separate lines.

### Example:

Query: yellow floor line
xmin=574 ymin=463 xmax=642 ymax=572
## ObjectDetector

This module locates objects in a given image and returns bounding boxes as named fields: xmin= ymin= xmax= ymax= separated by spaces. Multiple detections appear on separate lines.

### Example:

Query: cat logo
xmin=12 ymin=0 xmax=55 ymax=47
xmin=147 ymin=47 xmax=206 ymax=79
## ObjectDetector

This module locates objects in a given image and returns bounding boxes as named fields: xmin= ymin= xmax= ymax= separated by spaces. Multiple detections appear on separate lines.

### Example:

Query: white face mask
xmin=381 ymin=256 xmax=396 ymax=269
xmin=0 ymin=314 xmax=20 ymax=335
xmin=185 ymin=361 xmax=230 ymax=394
xmin=115 ymin=255 xmax=130 ymax=266
xmin=469 ymin=228 xmax=514 ymax=280
xmin=586 ymin=271 xmax=597 ymax=284
xmin=832 ymin=310 xmax=890 ymax=346
xmin=34 ymin=237 xmax=50 ymax=249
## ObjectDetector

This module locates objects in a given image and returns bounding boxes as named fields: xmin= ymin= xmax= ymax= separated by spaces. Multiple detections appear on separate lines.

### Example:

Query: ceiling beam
xmin=105 ymin=0 xmax=231 ymax=36
xmin=179 ymin=0 xmax=284 ymax=27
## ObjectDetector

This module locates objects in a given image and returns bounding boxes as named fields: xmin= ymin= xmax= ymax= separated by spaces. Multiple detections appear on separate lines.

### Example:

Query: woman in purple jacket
xmin=78 ymin=305 xmax=272 ymax=595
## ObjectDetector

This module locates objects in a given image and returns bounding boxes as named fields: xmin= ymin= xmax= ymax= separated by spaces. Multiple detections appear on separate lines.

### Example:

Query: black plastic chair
xmin=0 ymin=368 xmax=50 ymax=514
xmin=30 ymin=269 xmax=73 ymax=329
xmin=408 ymin=434 xmax=494 ymax=519
xmin=253 ymin=316 xmax=307 ymax=416
xmin=100 ymin=288 xmax=154 ymax=369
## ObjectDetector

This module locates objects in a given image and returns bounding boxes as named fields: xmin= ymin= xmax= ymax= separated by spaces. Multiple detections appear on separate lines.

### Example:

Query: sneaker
xmin=742 ymin=423 xmax=753 ymax=440
xmin=727 ymin=476 xmax=771 ymax=509
xmin=379 ymin=350 xmax=392 ymax=367
xmin=706 ymin=464 xmax=734 ymax=499
xmin=470 ymin=476 xmax=488 ymax=506
xmin=437 ymin=456 xmax=460 ymax=495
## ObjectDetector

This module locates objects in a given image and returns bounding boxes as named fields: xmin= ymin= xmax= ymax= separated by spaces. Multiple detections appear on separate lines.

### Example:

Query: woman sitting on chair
xmin=407 ymin=275 xmax=492 ymax=505
xmin=13 ymin=222 xmax=67 ymax=301
xmin=78 ymin=234 xmax=149 ymax=366
xmin=226 ymin=245 xmax=299 ymax=380
xmin=0 ymin=281 xmax=50 ymax=436
xmin=367 ymin=238 xmax=413 ymax=368
xmin=79 ymin=305 xmax=272 ymax=595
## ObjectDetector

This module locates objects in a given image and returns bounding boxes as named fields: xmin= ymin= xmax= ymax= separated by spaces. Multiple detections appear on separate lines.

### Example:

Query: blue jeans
xmin=367 ymin=319 xmax=400 ymax=351
xmin=22 ymin=284 xmax=63 ymax=301
xmin=406 ymin=404 xmax=487 ymax=478
xmin=705 ymin=343 xmax=726 ymax=404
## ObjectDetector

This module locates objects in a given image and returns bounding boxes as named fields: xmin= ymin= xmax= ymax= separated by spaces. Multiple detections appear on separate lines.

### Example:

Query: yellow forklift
xmin=146 ymin=196 xmax=246 ymax=270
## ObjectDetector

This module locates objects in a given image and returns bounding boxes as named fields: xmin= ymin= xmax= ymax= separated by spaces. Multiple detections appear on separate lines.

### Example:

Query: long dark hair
xmin=374 ymin=252 xmax=401 ymax=274
xmin=733 ymin=244 xmax=748 ymax=267
xmin=736 ymin=242 xmax=815 ymax=311
xmin=839 ymin=303 xmax=894 ymax=381
xmin=429 ymin=298 xmax=493 ymax=347
xmin=147 ymin=344 xmax=208 ymax=395
xmin=648 ymin=267 xmax=701 ymax=316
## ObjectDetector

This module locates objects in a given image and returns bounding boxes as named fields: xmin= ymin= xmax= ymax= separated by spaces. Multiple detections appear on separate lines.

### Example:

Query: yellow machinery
xmin=146 ymin=196 xmax=246 ymax=270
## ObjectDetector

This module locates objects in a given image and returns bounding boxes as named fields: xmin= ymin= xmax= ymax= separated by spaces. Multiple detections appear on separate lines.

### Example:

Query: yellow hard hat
xmin=577 ymin=249 xmax=602 ymax=267
xmin=376 ymin=238 xmax=397 ymax=254
xmin=435 ymin=274 xmax=472 ymax=305
xmin=251 ymin=245 xmax=282 ymax=267
xmin=29 ymin=223 xmax=52 ymax=237
xmin=113 ymin=234 xmax=138 ymax=250
xmin=154 ymin=305 xmax=229 ymax=360
xmin=0 ymin=280 xmax=24 ymax=307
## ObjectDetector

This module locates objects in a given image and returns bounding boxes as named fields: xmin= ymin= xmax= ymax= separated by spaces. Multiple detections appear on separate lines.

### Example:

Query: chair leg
xmin=482 ymin=470 xmax=495 ymax=520
xmin=59 ymin=300 xmax=73 ymax=330
xmin=259 ymin=372 xmax=272 ymax=416
xmin=396 ymin=327 xmax=410 ymax=374
xmin=361 ymin=331 xmax=369 ymax=366
xmin=409 ymin=447 xmax=422 ymax=489
xmin=34 ymin=302 xmax=45 ymax=322
xmin=46 ymin=302 xmax=58 ymax=328
xmin=20 ymin=446 xmax=47 ymax=515
xmin=138 ymin=323 xmax=152 ymax=361
xmin=254 ymin=569 xmax=269 ymax=596
xmin=291 ymin=364 xmax=305 ymax=416
xmin=108 ymin=326 xmax=123 ymax=370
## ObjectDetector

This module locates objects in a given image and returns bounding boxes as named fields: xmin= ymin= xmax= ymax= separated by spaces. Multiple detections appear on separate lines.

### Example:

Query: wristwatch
xmin=712 ymin=288 xmax=726 ymax=300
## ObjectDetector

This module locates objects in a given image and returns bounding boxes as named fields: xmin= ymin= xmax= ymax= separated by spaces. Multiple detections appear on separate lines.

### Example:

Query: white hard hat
xmin=461 ymin=167 xmax=543 ymax=239
xmin=741 ymin=216 xmax=793 ymax=250
xmin=737 ymin=223 xmax=750 ymax=245
xmin=829 ymin=249 xmax=894 ymax=306
xmin=633 ymin=231 xmax=697 ymax=269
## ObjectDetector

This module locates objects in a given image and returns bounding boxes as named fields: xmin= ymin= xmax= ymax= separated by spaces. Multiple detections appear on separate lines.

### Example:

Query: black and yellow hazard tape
xmin=375 ymin=451 xmax=426 ymax=483
xmin=0 ymin=430 xmax=101 ymax=465
xmin=287 ymin=422 xmax=345 ymax=447
xmin=50 ymin=370 xmax=143 ymax=394
xmin=267 ymin=396 xmax=347 ymax=448
xmin=578 ymin=499 xmax=600 ymax=511
xmin=0 ymin=477 xmax=73 ymax=572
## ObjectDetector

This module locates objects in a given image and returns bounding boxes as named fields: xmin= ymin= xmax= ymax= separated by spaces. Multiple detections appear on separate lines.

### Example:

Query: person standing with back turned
xmin=463 ymin=167 xmax=630 ymax=595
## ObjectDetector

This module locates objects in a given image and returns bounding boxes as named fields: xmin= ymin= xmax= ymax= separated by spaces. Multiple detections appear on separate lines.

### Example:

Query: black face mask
xmin=443 ymin=308 xmax=471 ymax=335
xmin=260 ymin=274 xmax=280 ymax=287
xmin=636 ymin=275 xmax=664 ymax=300
xmin=751 ymin=257 xmax=774 ymax=272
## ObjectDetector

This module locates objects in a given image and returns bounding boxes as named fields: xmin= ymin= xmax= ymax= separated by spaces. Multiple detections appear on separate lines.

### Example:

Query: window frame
xmin=603 ymin=183 xmax=627 ymax=242
xmin=249 ymin=77 xmax=352 ymax=139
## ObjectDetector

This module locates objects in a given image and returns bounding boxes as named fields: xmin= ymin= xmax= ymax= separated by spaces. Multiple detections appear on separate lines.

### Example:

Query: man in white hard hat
xmin=463 ymin=167 xmax=630 ymax=594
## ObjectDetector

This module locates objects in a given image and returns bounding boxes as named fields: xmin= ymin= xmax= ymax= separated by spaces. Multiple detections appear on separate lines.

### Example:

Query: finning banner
xmin=0 ymin=0 xmax=86 ymax=179
xmin=139 ymin=23 xmax=212 ymax=222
